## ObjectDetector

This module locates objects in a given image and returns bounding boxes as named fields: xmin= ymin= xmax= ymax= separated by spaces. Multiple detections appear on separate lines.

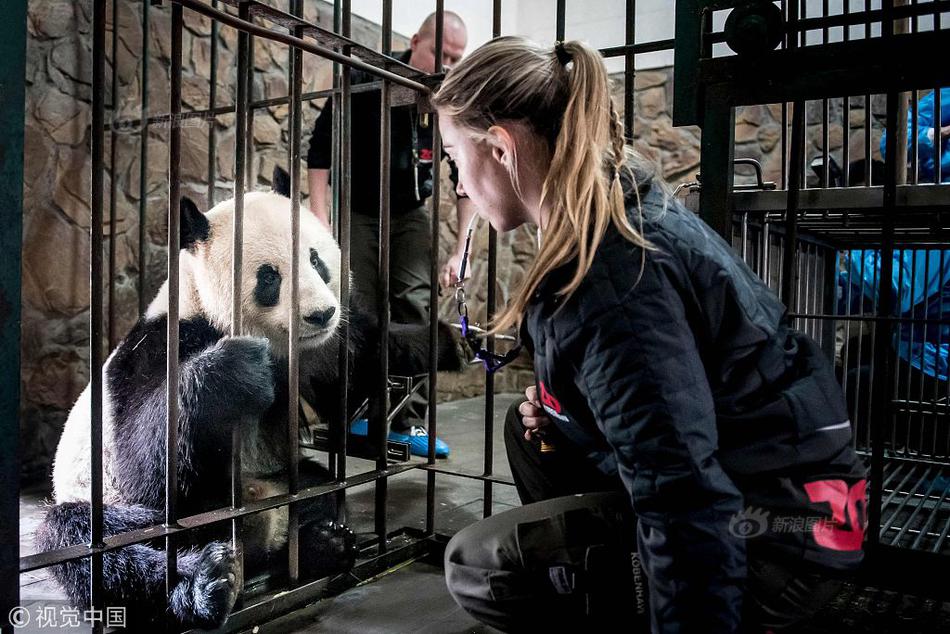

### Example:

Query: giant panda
xmin=36 ymin=171 xmax=464 ymax=630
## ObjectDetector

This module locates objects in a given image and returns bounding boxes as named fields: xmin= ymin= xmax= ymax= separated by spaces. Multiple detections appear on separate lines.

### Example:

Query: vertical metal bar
xmin=910 ymin=89 xmax=918 ymax=184
xmin=231 ymin=0 xmax=251 ymax=604
xmin=164 ymin=3 xmax=184 ymax=619
xmin=108 ymin=0 xmax=119 ymax=351
xmin=868 ymin=0 xmax=901 ymax=542
xmin=287 ymin=0 xmax=304 ymax=589
xmin=90 ymin=1 xmax=107 ymax=629
xmin=374 ymin=0 xmax=393 ymax=553
xmin=482 ymin=0 xmax=502 ymax=521
xmin=207 ymin=1 xmax=220 ymax=206
xmin=781 ymin=102 xmax=788 ymax=190
xmin=934 ymin=88 xmax=942 ymax=184
xmin=782 ymin=101 xmax=805 ymax=309
xmin=699 ymin=87 xmax=735 ymax=239
xmin=843 ymin=95 xmax=851 ymax=187
xmin=480 ymin=0 xmax=502 ymax=517
xmin=0 ymin=0 xmax=26 ymax=627
xmin=821 ymin=0 xmax=830 ymax=188
xmin=898 ymin=250 xmax=911 ymax=455
xmin=556 ymin=0 xmax=566 ymax=40
xmin=335 ymin=0 xmax=352 ymax=489
xmin=624 ymin=0 xmax=635 ymax=142
xmin=918 ymin=252 xmax=931 ymax=455
xmin=427 ymin=0 xmax=446 ymax=535
xmin=246 ymin=18 xmax=256 ymax=189
xmin=821 ymin=247 xmax=837 ymax=361
xmin=934 ymin=253 xmax=947 ymax=458
xmin=138 ymin=0 xmax=150 ymax=316
xmin=864 ymin=0 xmax=872 ymax=186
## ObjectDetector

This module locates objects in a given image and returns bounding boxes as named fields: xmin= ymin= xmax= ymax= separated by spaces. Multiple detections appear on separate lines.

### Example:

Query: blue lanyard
xmin=454 ymin=217 xmax=523 ymax=374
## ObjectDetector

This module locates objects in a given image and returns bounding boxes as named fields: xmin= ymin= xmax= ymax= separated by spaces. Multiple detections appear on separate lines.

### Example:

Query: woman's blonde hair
xmin=432 ymin=36 xmax=651 ymax=332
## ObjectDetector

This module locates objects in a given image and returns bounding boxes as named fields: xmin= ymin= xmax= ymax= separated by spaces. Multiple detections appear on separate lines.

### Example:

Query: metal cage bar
xmin=89 ymin=2 xmax=108 ymax=630
xmin=164 ymin=0 xmax=184 ymax=611
xmin=286 ymin=0 xmax=304 ymax=588
xmin=0 ymin=0 xmax=27 ymax=627
xmin=425 ymin=0 xmax=446 ymax=536
xmin=374 ymin=0 xmax=394 ymax=554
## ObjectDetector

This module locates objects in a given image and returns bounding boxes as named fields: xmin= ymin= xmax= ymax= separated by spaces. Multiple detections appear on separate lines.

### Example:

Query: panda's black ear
xmin=180 ymin=197 xmax=210 ymax=250
xmin=272 ymin=165 xmax=291 ymax=198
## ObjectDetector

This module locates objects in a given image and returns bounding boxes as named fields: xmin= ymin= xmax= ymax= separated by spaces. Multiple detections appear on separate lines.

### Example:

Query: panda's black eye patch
xmin=255 ymin=264 xmax=281 ymax=307
xmin=310 ymin=249 xmax=330 ymax=284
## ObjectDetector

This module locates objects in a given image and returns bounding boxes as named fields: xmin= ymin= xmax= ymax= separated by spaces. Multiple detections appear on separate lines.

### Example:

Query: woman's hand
xmin=519 ymin=385 xmax=551 ymax=441
xmin=440 ymin=249 xmax=471 ymax=290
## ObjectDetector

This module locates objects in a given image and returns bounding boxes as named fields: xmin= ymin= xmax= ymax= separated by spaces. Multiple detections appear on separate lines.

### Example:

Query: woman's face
xmin=438 ymin=112 xmax=533 ymax=232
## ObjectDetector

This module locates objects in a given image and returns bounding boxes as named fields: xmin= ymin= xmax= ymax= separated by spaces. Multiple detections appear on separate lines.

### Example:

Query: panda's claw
xmin=184 ymin=541 xmax=241 ymax=630
xmin=299 ymin=519 xmax=359 ymax=581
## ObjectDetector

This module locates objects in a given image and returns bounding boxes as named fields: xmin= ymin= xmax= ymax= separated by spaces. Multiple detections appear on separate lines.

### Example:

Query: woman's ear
xmin=486 ymin=125 xmax=516 ymax=168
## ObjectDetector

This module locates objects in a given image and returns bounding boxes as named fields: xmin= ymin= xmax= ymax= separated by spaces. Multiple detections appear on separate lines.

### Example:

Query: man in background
xmin=307 ymin=12 xmax=474 ymax=457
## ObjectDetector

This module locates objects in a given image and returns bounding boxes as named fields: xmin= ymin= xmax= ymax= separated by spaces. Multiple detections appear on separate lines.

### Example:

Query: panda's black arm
xmin=109 ymin=318 xmax=275 ymax=508
xmin=299 ymin=303 xmax=466 ymax=425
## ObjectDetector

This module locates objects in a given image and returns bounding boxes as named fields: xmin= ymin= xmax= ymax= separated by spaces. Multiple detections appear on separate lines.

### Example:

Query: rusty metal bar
xmin=164 ymin=0 xmax=184 ymax=620
xmin=374 ymin=0 xmax=393 ymax=554
xmin=90 ymin=1 xmax=107 ymax=629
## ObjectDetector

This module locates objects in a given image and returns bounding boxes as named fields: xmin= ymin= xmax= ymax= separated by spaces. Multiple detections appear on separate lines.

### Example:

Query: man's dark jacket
xmin=523 ymin=168 xmax=867 ymax=633
xmin=307 ymin=50 xmax=461 ymax=215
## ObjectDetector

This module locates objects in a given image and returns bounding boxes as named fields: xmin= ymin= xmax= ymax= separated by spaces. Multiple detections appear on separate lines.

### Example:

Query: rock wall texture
xmin=20 ymin=2 xmax=887 ymax=480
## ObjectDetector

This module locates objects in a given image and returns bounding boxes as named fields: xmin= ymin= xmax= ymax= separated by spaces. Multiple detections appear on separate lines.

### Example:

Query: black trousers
xmin=443 ymin=402 xmax=842 ymax=633
xmin=350 ymin=207 xmax=431 ymax=430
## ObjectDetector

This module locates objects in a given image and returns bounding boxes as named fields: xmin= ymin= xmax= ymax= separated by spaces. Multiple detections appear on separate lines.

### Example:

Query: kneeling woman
xmin=433 ymin=37 xmax=867 ymax=633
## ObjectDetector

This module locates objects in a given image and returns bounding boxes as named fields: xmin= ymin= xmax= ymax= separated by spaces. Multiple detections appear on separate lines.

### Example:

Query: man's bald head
xmin=409 ymin=11 xmax=467 ymax=73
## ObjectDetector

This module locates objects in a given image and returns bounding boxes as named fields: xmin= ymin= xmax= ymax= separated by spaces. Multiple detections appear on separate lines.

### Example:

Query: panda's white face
xmin=189 ymin=192 xmax=343 ymax=356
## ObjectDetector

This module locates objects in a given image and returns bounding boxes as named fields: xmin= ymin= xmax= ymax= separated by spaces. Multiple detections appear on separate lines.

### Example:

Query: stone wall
xmin=20 ymin=2 xmax=888 ymax=480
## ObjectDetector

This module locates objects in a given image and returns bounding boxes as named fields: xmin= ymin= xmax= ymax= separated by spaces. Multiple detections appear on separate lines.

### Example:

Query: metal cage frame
xmin=677 ymin=0 xmax=950 ymax=597
xmin=6 ymin=1 xmax=950 ymax=632
xmin=4 ymin=1 xmax=659 ymax=631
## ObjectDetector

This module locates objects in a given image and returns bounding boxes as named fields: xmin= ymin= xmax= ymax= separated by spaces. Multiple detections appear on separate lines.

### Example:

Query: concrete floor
xmin=18 ymin=393 xmax=950 ymax=633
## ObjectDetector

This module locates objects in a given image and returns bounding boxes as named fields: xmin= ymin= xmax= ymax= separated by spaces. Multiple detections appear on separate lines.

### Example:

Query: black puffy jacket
xmin=522 ymin=169 xmax=867 ymax=633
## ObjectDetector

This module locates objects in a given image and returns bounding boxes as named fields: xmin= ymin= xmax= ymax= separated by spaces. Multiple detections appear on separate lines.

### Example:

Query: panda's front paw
xmin=173 ymin=541 xmax=241 ymax=630
xmin=219 ymin=336 xmax=275 ymax=409
xmin=299 ymin=519 xmax=359 ymax=581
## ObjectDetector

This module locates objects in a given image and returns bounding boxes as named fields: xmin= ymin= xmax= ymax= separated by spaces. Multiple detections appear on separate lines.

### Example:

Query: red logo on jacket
xmin=419 ymin=148 xmax=433 ymax=162
xmin=539 ymin=381 xmax=561 ymax=414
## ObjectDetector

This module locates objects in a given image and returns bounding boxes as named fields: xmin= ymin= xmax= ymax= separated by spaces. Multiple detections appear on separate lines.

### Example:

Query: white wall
xmin=348 ymin=0 xmax=676 ymax=71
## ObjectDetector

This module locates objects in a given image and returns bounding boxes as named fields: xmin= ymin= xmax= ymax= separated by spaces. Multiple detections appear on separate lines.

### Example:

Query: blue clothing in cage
xmin=839 ymin=250 xmax=950 ymax=381
xmin=880 ymin=87 xmax=950 ymax=183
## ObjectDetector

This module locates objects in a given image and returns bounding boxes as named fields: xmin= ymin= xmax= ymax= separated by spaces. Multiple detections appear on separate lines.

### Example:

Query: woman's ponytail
xmin=432 ymin=37 xmax=652 ymax=334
